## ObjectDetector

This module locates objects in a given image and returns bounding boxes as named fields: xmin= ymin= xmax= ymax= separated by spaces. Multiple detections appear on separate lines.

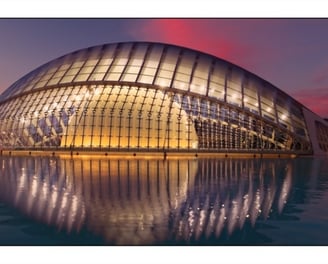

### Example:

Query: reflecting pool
xmin=0 ymin=155 xmax=327 ymax=245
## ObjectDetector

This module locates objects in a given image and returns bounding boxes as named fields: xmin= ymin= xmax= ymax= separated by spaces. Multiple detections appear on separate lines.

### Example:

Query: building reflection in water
xmin=0 ymin=155 xmax=295 ymax=245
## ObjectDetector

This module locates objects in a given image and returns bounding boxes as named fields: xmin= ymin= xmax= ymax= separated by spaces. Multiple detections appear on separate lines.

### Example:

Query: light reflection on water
xmin=0 ymin=155 xmax=327 ymax=245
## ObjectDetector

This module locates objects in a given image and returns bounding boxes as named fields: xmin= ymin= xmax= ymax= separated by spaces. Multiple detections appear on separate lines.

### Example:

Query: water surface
xmin=0 ymin=155 xmax=327 ymax=245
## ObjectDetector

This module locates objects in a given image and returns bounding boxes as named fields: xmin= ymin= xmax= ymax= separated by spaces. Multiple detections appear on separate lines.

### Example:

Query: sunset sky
xmin=0 ymin=18 xmax=327 ymax=117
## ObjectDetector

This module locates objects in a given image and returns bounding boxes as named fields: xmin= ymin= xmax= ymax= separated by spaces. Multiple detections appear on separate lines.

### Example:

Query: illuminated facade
xmin=0 ymin=42 xmax=327 ymax=155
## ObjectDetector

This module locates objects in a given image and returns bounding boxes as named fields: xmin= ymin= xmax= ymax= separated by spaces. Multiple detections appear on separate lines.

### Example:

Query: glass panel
xmin=88 ymin=44 xmax=117 ymax=81
xmin=121 ymin=74 xmax=138 ymax=82
xmin=190 ymin=56 xmax=211 ymax=95
xmin=124 ymin=65 xmax=141 ymax=74
xmin=157 ymin=69 xmax=173 ymax=79
xmin=47 ymin=63 xmax=71 ymax=86
xmin=155 ymin=75 xmax=172 ymax=86
xmin=140 ymin=44 xmax=163 ymax=72
xmin=157 ymin=46 xmax=180 ymax=72
xmin=243 ymin=78 xmax=259 ymax=113
xmin=261 ymin=85 xmax=275 ymax=107
xmin=173 ymin=81 xmax=188 ymax=91
xmin=190 ymin=76 xmax=207 ymax=95
xmin=110 ymin=65 xmax=125 ymax=73
xmin=105 ymin=72 xmax=121 ymax=81
xmin=32 ymin=65 xmax=58 ymax=88
xmin=208 ymin=62 xmax=226 ymax=100
xmin=208 ymin=83 xmax=225 ymax=100
xmin=226 ymin=68 xmax=243 ymax=107
xmin=174 ymin=72 xmax=190 ymax=82
xmin=141 ymin=67 xmax=157 ymax=76
xmin=90 ymin=65 xmax=109 ymax=81
xmin=177 ymin=50 xmax=196 ymax=73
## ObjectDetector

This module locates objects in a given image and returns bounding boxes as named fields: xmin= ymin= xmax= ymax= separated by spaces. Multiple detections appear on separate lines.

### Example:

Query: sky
xmin=0 ymin=18 xmax=327 ymax=117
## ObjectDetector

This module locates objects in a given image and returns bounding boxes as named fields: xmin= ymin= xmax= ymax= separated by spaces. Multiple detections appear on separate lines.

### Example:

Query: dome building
xmin=0 ymin=42 xmax=327 ymax=155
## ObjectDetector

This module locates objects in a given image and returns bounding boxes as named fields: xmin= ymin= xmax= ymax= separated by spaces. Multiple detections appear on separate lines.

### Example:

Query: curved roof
xmin=0 ymin=41 xmax=300 ymax=108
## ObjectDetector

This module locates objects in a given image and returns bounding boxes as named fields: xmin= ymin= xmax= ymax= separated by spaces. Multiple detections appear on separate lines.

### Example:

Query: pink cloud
xmin=291 ymin=87 xmax=328 ymax=118
xmin=129 ymin=19 xmax=254 ymax=66
xmin=292 ymin=64 xmax=328 ymax=117
xmin=127 ymin=19 xmax=299 ymax=80
xmin=312 ymin=65 xmax=328 ymax=85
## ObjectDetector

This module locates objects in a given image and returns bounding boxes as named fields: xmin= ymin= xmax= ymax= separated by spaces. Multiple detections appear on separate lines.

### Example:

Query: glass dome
xmin=0 ymin=42 xmax=314 ymax=154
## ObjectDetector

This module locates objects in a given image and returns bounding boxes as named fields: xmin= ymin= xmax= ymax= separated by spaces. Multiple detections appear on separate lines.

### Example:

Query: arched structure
xmin=0 ymin=42 xmax=327 ymax=155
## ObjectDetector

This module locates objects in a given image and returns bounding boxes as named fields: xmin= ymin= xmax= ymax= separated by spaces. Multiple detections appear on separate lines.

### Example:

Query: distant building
xmin=0 ymin=42 xmax=327 ymax=155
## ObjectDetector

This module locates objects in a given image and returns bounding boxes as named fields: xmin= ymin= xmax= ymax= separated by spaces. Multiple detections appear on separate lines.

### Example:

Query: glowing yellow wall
xmin=62 ymin=85 xmax=198 ymax=149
